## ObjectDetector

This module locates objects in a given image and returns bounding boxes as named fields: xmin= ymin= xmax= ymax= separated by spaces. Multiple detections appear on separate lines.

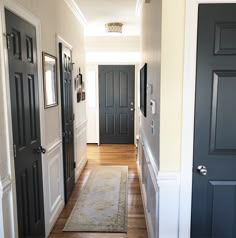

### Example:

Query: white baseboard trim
xmin=75 ymin=157 xmax=88 ymax=182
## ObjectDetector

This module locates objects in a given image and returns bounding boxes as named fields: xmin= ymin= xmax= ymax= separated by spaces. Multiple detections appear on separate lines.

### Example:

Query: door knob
xmin=34 ymin=146 xmax=46 ymax=154
xmin=130 ymin=108 xmax=134 ymax=111
xmin=197 ymin=165 xmax=207 ymax=176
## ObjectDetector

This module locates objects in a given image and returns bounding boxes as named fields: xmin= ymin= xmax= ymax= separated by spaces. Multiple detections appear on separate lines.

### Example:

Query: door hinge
xmin=74 ymin=161 xmax=76 ymax=169
xmin=13 ymin=144 xmax=16 ymax=158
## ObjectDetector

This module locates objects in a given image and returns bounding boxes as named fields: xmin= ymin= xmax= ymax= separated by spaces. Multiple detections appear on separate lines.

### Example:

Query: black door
xmin=191 ymin=4 xmax=236 ymax=238
xmin=5 ymin=9 xmax=45 ymax=238
xmin=99 ymin=65 xmax=135 ymax=144
xmin=59 ymin=43 xmax=75 ymax=203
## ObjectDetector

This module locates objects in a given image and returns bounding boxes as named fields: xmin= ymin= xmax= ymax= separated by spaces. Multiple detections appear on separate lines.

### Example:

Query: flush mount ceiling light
xmin=105 ymin=22 xmax=123 ymax=33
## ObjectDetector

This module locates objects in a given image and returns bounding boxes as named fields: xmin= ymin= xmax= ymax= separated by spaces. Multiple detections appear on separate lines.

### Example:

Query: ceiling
xmin=75 ymin=0 xmax=140 ymax=36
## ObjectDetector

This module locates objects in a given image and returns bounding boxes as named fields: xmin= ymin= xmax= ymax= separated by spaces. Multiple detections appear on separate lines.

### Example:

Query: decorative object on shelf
xmin=42 ymin=52 xmax=58 ymax=108
xmin=105 ymin=22 xmax=123 ymax=33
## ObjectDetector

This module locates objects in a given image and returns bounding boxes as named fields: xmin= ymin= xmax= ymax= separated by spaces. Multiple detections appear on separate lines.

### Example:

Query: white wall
xmin=0 ymin=0 xmax=87 ymax=237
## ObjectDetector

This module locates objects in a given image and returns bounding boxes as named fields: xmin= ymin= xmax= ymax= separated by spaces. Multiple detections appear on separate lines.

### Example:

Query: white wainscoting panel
xmin=43 ymin=140 xmax=64 ymax=236
xmin=158 ymin=172 xmax=180 ymax=238
xmin=138 ymin=137 xmax=157 ymax=238
xmin=0 ymin=176 xmax=16 ymax=238
xmin=75 ymin=120 xmax=87 ymax=181
xmin=138 ymin=133 xmax=180 ymax=238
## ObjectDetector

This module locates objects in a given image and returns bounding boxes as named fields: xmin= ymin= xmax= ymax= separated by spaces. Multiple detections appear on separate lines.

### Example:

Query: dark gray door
xmin=99 ymin=65 xmax=135 ymax=144
xmin=191 ymin=4 xmax=236 ymax=238
xmin=5 ymin=9 xmax=45 ymax=237
xmin=59 ymin=43 xmax=75 ymax=203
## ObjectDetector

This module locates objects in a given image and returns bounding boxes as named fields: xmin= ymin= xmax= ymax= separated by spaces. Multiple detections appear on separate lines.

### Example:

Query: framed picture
xmin=42 ymin=52 xmax=58 ymax=108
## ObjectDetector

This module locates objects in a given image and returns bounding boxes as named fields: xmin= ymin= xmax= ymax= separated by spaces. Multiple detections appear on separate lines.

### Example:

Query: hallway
xmin=49 ymin=144 xmax=148 ymax=238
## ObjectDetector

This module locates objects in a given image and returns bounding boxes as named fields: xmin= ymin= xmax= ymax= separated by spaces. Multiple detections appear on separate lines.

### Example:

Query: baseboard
xmin=75 ymin=157 xmax=88 ymax=182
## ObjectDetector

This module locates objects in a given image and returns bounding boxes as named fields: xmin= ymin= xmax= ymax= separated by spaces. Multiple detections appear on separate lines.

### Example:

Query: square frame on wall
xmin=42 ymin=52 xmax=58 ymax=108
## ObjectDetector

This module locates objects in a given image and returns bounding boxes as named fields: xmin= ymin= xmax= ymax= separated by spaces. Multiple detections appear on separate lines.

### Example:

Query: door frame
xmin=0 ymin=0 xmax=47 ymax=236
xmin=179 ymin=0 xmax=236 ymax=237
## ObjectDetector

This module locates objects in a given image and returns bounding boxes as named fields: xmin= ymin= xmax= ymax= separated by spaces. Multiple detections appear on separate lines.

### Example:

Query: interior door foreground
xmin=191 ymin=4 xmax=236 ymax=238
xmin=6 ymin=9 xmax=45 ymax=237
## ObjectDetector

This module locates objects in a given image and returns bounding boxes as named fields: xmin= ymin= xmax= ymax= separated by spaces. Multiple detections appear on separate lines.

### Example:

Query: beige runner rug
xmin=63 ymin=166 xmax=128 ymax=232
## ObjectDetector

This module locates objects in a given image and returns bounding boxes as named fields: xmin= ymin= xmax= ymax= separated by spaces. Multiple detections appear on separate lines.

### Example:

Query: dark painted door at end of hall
xmin=99 ymin=65 xmax=135 ymax=144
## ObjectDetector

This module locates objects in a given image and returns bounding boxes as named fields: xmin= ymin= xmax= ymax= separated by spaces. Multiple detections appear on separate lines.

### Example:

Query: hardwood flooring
xmin=49 ymin=144 xmax=148 ymax=238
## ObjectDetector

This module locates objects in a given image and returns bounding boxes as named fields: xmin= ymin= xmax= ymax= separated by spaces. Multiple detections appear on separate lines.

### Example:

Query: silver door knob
xmin=130 ymin=108 xmax=134 ymax=111
xmin=197 ymin=165 xmax=207 ymax=176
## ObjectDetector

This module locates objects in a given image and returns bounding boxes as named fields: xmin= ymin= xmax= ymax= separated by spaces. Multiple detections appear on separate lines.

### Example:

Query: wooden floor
xmin=49 ymin=144 xmax=148 ymax=238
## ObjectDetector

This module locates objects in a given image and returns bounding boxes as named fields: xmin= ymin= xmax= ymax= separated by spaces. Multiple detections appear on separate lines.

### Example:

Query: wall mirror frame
xmin=42 ymin=52 xmax=58 ymax=108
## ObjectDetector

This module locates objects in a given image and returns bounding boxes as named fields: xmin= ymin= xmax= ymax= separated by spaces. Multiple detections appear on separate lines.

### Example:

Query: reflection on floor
xmin=49 ymin=144 xmax=148 ymax=238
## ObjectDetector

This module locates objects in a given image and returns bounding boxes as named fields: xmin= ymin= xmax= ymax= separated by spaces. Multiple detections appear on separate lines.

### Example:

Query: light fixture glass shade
xmin=105 ymin=22 xmax=123 ymax=33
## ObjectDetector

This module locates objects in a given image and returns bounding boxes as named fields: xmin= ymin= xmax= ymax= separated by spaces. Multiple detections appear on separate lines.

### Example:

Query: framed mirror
xmin=42 ymin=52 xmax=58 ymax=108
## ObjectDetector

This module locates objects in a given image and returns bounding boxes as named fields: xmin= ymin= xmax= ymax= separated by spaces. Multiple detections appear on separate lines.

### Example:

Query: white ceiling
xmin=75 ymin=0 xmax=140 ymax=36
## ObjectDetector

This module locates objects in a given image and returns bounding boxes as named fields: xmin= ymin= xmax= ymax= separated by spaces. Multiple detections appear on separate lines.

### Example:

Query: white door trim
xmin=0 ymin=0 xmax=47 ymax=236
xmin=179 ymin=0 xmax=236 ymax=237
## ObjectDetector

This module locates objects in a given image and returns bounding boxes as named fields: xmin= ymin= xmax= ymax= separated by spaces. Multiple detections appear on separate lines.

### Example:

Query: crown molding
xmin=64 ymin=0 xmax=87 ymax=27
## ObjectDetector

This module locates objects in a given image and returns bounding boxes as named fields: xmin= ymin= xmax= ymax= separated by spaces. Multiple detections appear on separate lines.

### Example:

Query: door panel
xmin=191 ymin=4 xmax=236 ymax=238
xmin=99 ymin=65 xmax=135 ymax=144
xmin=59 ymin=43 xmax=75 ymax=203
xmin=5 ymin=9 xmax=45 ymax=238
